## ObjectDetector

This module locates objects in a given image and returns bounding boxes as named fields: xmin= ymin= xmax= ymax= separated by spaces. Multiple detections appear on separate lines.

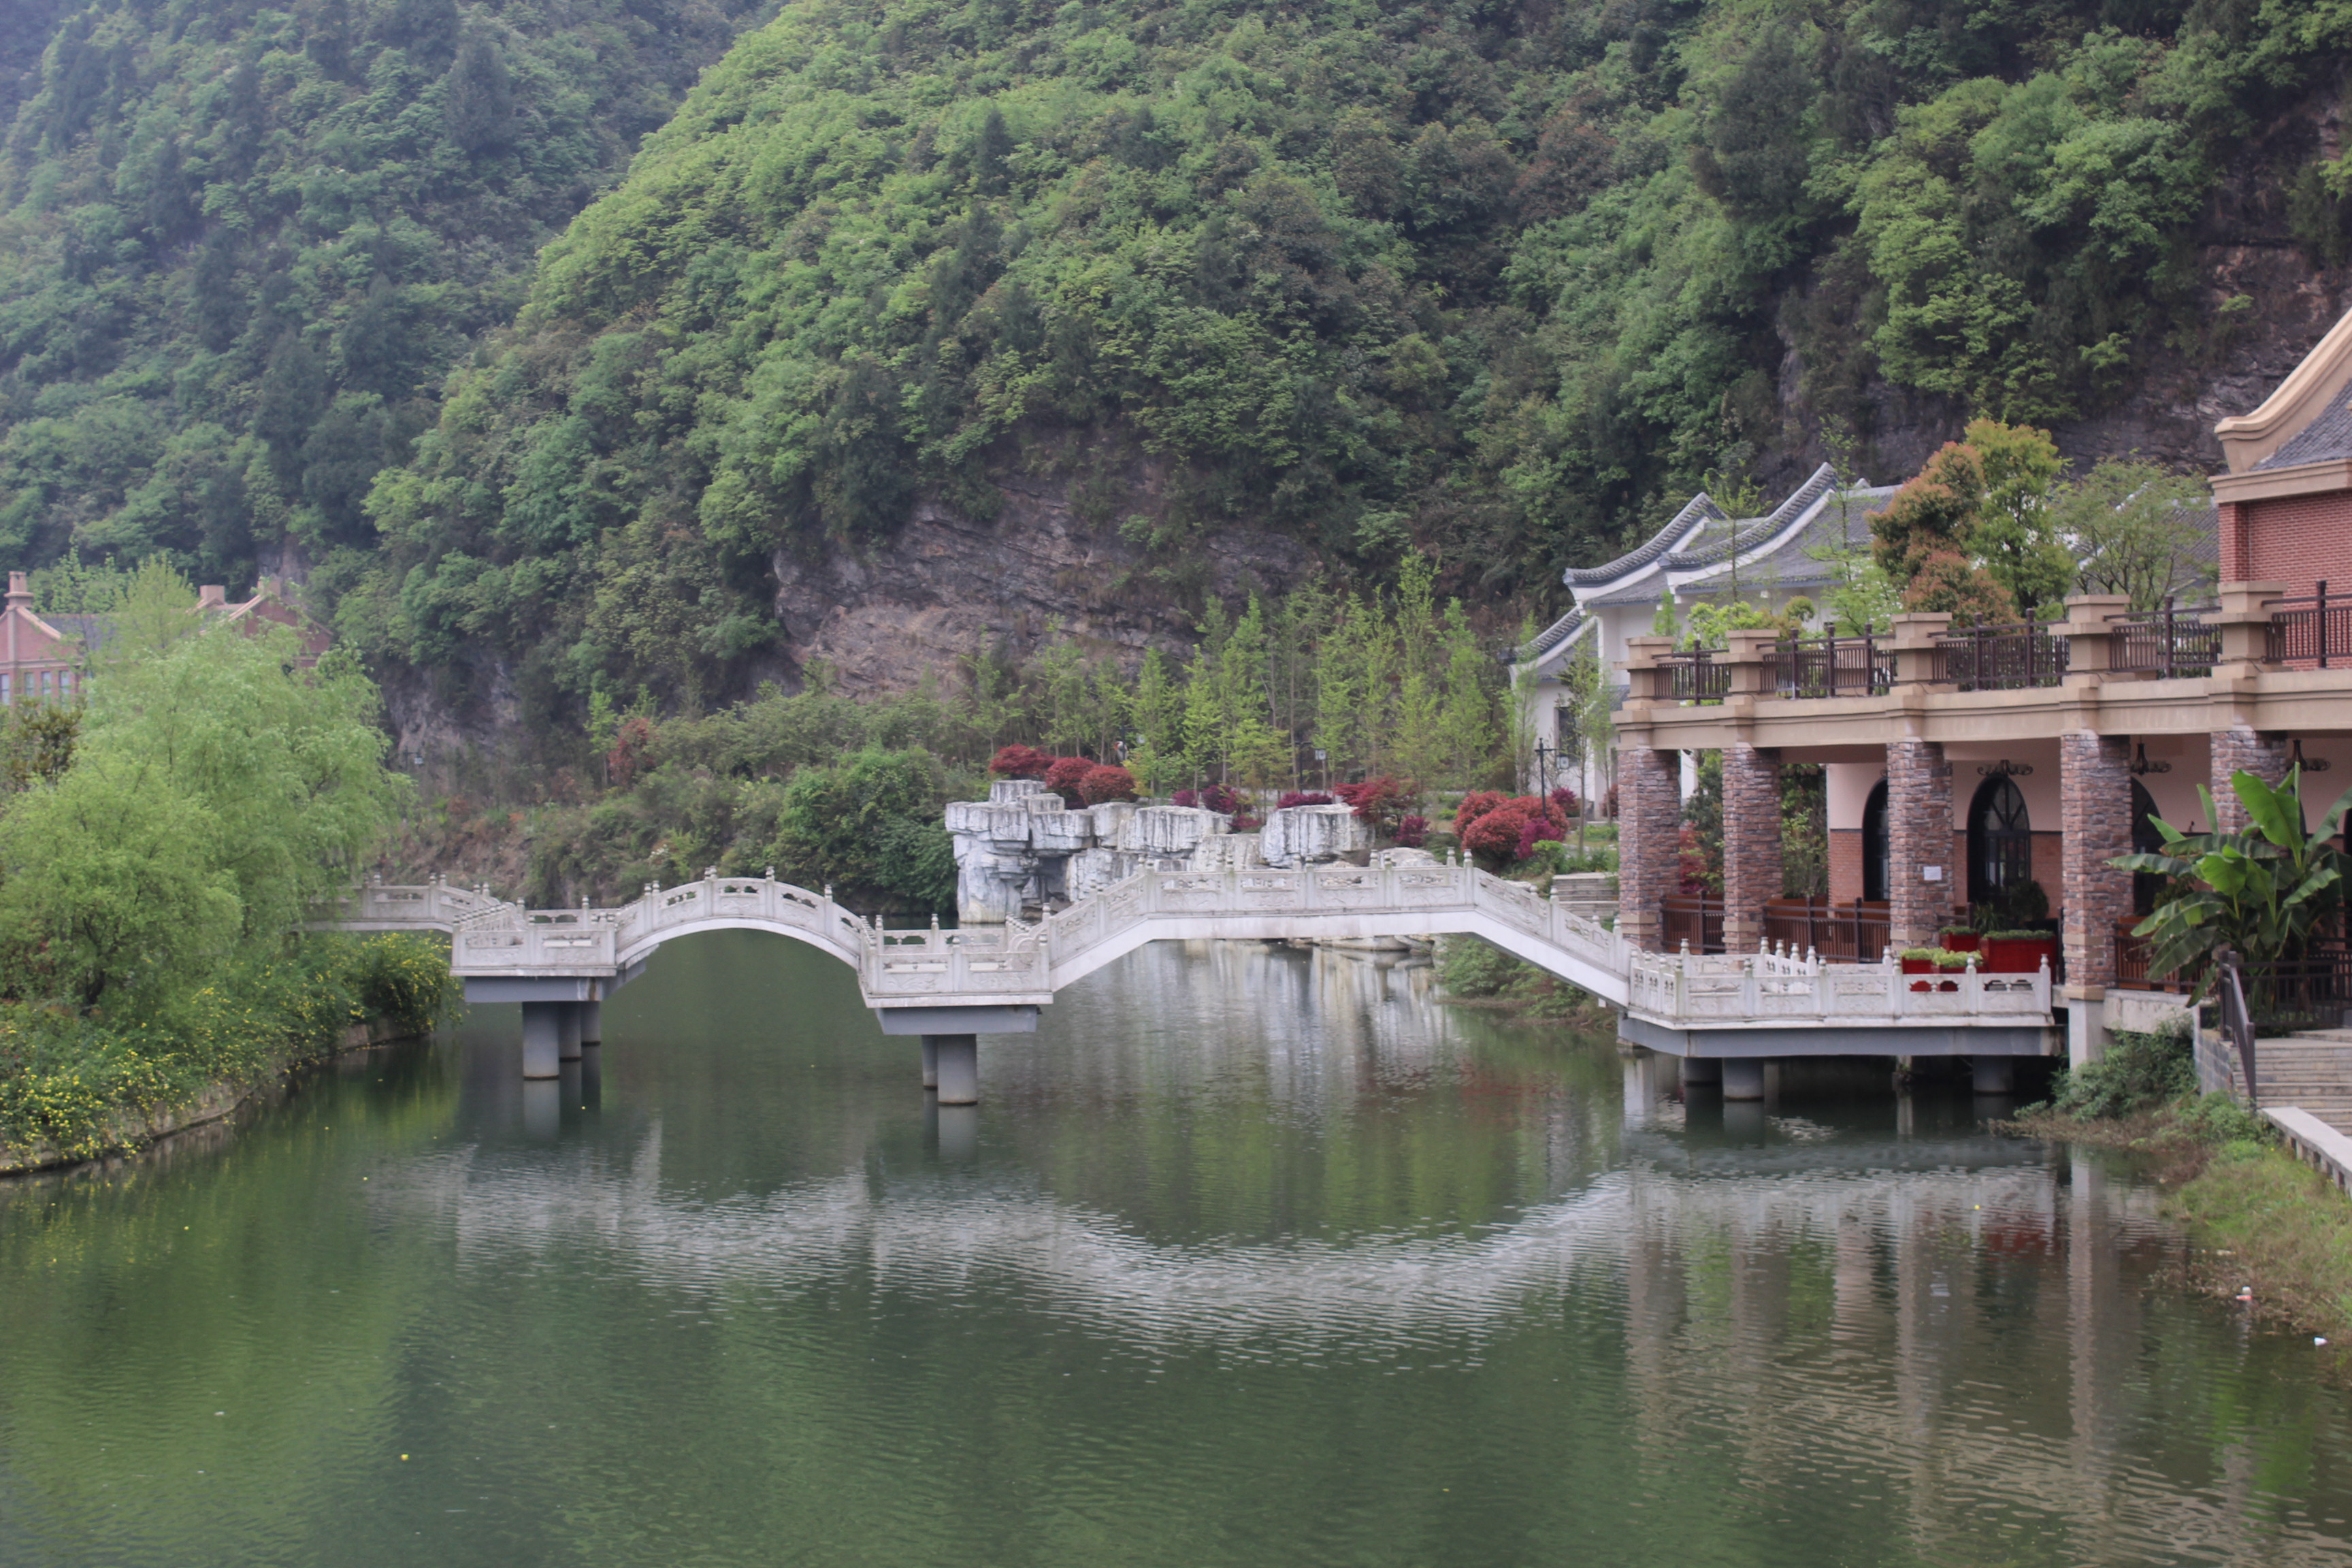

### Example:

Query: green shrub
xmin=2051 ymin=1024 xmax=2194 ymax=1120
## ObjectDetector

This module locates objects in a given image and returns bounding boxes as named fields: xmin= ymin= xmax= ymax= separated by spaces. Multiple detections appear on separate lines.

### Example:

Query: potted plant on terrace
xmin=1900 ymin=947 xmax=1974 ymax=990
xmin=1982 ymin=929 xmax=2057 ymax=974
xmin=1938 ymin=926 xmax=1982 ymax=953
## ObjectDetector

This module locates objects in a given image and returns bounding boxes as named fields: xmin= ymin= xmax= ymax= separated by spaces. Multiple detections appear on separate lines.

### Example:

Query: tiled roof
xmin=1516 ymin=606 xmax=1586 ymax=664
xmin=1563 ymin=492 xmax=1726 ymax=585
xmin=1673 ymin=483 xmax=1899 ymax=596
xmin=2257 ymin=391 xmax=2352 ymax=470
xmin=1663 ymin=463 xmax=1843 ymax=570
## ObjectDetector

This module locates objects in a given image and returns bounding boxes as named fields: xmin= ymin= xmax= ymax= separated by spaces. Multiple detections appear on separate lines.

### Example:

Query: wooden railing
xmin=1767 ymin=634 xmax=1891 ymax=698
xmin=2267 ymin=582 xmax=2352 ymax=667
xmin=1661 ymin=893 xmax=1722 ymax=954
xmin=2108 ymin=602 xmax=2219 ymax=678
xmin=1930 ymin=621 xmax=2070 ymax=690
xmin=1763 ymin=896 xmax=1893 ymax=964
xmin=1656 ymin=651 xmax=1729 ymax=702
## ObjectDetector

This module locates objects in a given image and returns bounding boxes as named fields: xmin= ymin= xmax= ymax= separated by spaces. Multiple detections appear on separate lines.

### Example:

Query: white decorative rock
xmin=1067 ymin=847 xmax=1143 ymax=898
xmin=1259 ymin=804 xmax=1371 ymax=868
xmin=1191 ymin=833 xmax=1264 ymax=872
xmin=989 ymin=778 xmax=1051 ymax=805
xmin=1115 ymin=806 xmax=1228 ymax=855
xmin=1027 ymin=810 xmax=1093 ymax=855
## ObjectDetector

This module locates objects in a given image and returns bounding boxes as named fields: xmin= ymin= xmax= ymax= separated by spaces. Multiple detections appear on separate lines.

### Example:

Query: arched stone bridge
xmin=339 ymin=862 xmax=2055 ymax=1098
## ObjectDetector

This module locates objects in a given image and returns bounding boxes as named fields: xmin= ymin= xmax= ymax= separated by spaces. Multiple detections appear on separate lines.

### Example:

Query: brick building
xmin=0 ymin=571 xmax=327 ymax=704
xmin=1608 ymin=309 xmax=2352 ymax=1064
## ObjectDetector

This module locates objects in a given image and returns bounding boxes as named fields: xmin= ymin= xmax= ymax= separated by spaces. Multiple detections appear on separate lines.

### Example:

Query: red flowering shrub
xmin=1332 ymin=776 xmax=1419 ymax=838
xmin=1077 ymin=764 xmax=1137 ymax=804
xmin=1677 ymin=823 xmax=1711 ymax=895
xmin=1173 ymin=783 xmax=1246 ymax=815
xmin=1453 ymin=790 xmax=1508 ymax=838
xmin=1549 ymin=786 xmax=1580 ymax=818
xmin=1394 ymin=814 xmax=1429 ymax=848
xmin=1458 ymin=796 xmax=1570 ymax=867
xmin=989 ymin=745 xmax=1055 ymax=779
xmin=1275 ymin=791 xmax=1337 ymax=810
xmin=1042 ymin=755 xmax=1094 ymax=806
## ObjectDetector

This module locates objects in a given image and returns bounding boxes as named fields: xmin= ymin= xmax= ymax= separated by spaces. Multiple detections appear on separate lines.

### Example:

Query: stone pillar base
xmin=1722 ymin=1059 xmax=1770 ymax=1100
xmin=521 ymin=1002 xmax=562 ymax=1079
xmin=557 ymin=1002 xmax=583 ymax=1062
xmin=1972 ymin=1058 xmax=2015 ymax=1094
xmin=932 ymin=1034 xmax=979 ymax=1105
xmin=578 ymin=999 xmax=602 ymax=1046
xmin=920 ymin=1036 xmax=939 ymax=1089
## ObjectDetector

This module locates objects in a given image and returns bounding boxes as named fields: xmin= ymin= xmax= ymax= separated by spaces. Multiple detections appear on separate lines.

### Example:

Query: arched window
xmin=2131 ymin=779 xmax=2166 ymax=916
xmin=1862 ymin=779 xmax=1889 ymax=903
xmin=1967 ymin=776 xmax=2032 ymax=906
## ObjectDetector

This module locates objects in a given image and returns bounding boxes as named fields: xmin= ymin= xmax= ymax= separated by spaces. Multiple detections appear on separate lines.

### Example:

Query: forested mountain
xmin=6 ymin=1 xmax=2352 ymax=740
xmin=0 ymin=0 xmax=774 ymax=591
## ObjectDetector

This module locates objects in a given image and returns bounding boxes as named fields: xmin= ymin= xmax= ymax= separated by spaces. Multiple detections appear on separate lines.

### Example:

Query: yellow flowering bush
xmin=0 ymin=934 xmax=459 ymax=1165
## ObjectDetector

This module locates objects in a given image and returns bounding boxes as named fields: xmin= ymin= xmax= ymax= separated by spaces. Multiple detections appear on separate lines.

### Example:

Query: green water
xmin=3 ymin=934 xmax=2351 ymax=1567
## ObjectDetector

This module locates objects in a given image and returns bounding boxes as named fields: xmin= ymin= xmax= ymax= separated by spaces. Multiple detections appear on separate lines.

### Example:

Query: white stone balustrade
xmin=338 ymin=867 xmax=2052 ymax=1034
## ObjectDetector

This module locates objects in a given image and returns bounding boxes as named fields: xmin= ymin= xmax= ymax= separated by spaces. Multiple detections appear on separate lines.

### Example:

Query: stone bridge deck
xmin=336 ymin=864 xmax=2055 ymax=1054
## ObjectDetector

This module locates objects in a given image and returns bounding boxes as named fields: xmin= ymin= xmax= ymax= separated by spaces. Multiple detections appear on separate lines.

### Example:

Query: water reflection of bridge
xmin=376 ymin=1118 xmax=2334 ymax=1563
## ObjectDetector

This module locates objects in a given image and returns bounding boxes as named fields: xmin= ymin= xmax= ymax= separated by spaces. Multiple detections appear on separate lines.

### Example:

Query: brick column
xmin=1885 ymin=739 xmax=1952 ymax=953
xmin=1618 ymin=745 xmax=1682 ymax=951
xmin=2210 ymin=727 xmax=2290 ymax=833
xmin=1721 ymin=743 xmax=1783 ymax=953
xmin=2061 ymin=732 xmax=2134 ymax=988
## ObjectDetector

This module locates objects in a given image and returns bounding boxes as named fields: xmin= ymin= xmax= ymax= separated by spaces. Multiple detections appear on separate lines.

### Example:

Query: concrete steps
xmin=2253 ymin=1034 xmax=2352 ymax=1134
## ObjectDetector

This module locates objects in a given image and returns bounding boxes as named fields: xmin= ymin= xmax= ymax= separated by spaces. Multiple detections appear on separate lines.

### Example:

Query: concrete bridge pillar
xmin=578 ymin=999 xmax=602 ymax=1047
xmin=930 ymin=1034 xmax=979 ymax=1105
xmin=1680 ymin=1056 xmax=1721 ymax=1089
xmin=1972 ymin=1056 xmax=2015 ymax=1094
xmin=557 ymin=1002 xmax=584 ymax=1062
xmin=521 ymin=1002 xmax=564 ymax=1079
xmin=1721 ymin=1058 xmax=1770 ymax=1100
xmin=920 ymin=1036 xmax=939 ymax=1089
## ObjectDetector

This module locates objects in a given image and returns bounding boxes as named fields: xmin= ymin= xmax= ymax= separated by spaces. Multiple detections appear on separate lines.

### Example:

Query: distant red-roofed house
xmin=0 ymin=570 xmax=330 ymax=706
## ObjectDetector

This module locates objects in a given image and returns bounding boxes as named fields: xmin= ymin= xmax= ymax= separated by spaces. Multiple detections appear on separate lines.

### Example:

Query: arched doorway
xmin=2131 ymin=779 xmax=2167 ymax=916
xmin=1967 ymin=775 xmax=2032 ymax=908
xmin=1861 ymin=779 xmax=1889 ymax=902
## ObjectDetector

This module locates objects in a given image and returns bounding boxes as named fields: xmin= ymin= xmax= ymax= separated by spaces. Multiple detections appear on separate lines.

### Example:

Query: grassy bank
xmin=0 ymin=934 xmax=459 ymax=1173
xmin=2006 ymin=1025 xmax=2352 ymax=1337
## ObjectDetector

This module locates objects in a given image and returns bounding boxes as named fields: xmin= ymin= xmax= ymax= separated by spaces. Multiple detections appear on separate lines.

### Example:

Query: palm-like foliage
xmin=2111 ymin=768 xmax=2352 ymax=999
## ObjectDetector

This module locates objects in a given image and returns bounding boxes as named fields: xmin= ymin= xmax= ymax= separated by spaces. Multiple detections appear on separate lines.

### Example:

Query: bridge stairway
xmin=2257 ymin=1032 xmax=2352 ymax=1132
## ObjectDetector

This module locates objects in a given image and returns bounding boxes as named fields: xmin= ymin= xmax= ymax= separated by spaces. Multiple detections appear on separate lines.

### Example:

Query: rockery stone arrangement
xmin=942 ymin=781 xmax=1375 ymax=924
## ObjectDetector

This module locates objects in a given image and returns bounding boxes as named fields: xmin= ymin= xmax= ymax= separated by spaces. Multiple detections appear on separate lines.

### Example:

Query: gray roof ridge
xmin=1665 ymin=463 xmax=1843 ymax=570
xmin=1563 ymin=492 xmax=1727 ymax=586
xmin=1516 ymin=606 xmax=1586 ymax=663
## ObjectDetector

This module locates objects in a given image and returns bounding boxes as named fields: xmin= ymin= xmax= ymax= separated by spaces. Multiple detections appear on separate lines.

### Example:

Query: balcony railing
xmin=1929 ymin=621 xmax=2070 ymax=691
xmin=2109 ymin=602 xmax=2219 ymax=678
xmin=1655 ymin=651 xmax=1729 ymax=702
xmin=1763 ymin=896 xmax=1891 ymax=964
xmin=1660 ymin=893 xmax=1723 ymax=954
xmin=1767 ymin=634 xmax=1891 ymax=698
xmin=2268 ymin=581 xmax=2352 ymax=668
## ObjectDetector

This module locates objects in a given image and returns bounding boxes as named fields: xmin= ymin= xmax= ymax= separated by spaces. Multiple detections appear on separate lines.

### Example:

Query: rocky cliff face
xmin=1767 ymin=88 xmax=2352 ymax=493
xmin=763 ymin=466 xmax=1318 ymax=700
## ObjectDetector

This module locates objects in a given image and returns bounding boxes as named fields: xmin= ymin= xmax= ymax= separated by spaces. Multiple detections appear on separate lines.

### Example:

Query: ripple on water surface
xmin=1 ymin=934 xmax=2349 ymax=1568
